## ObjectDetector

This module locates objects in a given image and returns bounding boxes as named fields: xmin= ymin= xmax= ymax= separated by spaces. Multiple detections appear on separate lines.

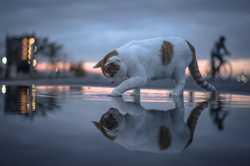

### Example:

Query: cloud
xmin=0 ymin=0 xmax=250 ymax=60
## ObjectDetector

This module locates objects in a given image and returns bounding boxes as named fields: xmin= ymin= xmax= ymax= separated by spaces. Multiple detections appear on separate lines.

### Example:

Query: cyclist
xmin=210 ymin=36 xmax=230 ymax=79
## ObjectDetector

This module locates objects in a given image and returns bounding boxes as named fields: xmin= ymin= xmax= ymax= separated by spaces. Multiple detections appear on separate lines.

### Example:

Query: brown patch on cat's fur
xmin=161 ymin=41 xmax=174 ymax=65
xmin=158 ymin=126 xmax=172 ymax=150
xmin=93 ymin=50 xmax=119 ymax=77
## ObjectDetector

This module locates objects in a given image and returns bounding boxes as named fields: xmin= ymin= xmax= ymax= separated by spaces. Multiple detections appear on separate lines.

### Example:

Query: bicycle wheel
xmin=218 ymin=61 xmax=233 ymax=80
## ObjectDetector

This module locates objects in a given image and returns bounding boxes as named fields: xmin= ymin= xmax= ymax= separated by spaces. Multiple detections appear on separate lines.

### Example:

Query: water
xmin=0 ymin=85 xmax=250 ymax=166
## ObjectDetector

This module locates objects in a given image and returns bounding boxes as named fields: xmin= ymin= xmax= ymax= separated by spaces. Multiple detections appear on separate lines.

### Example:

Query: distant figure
xmin=210 ymin=36 xmax=230 ymax=79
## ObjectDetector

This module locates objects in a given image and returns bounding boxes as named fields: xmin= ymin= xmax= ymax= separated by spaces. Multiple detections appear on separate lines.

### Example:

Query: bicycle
xmin=205 ymin=55 xmax=233 ymax=80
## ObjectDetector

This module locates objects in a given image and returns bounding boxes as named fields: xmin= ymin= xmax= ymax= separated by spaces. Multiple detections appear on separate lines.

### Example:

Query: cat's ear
xmin=93 ymin=59 xmax=104 ymax=68
xmin=92 ymin=121 xmax=116 ymax=140
xmin=93 ymin=121 xmax=102 ymax=129
xmin=93 ymin=50 xmax=118 ymax=68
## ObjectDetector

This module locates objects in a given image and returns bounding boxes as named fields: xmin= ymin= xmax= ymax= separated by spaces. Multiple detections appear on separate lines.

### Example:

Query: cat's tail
xmin=186 ymin=40 xmax=216 ymax=92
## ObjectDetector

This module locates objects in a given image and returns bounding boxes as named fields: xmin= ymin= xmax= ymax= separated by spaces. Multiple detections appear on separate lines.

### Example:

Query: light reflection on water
xmin=1 ymin=85 xmax=250 ymax=114
xmin=0 ymin=85 xmax=63 ymax=118
xmin=0 ymin=85 xmax=249 ymax=122
xmin=77 ymin=86 xmax=250 ymax=109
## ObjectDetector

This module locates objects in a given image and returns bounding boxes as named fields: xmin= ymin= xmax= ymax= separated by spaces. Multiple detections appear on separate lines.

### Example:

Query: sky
xmin=0 ymin=0 xmax=250 ymax=61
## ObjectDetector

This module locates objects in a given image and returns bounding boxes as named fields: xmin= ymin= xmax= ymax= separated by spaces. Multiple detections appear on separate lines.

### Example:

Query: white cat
xmin=94 ymin=36 xmax=216 ymax=96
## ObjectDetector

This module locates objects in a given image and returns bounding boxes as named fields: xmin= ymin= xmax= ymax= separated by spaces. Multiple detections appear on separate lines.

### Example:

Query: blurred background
xmin=0 ymin=0 xmax=249 ymax=83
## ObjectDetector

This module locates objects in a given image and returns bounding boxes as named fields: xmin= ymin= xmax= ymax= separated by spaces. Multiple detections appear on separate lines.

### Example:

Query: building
xmin=5 ymin=34 xmax=37 ymax=79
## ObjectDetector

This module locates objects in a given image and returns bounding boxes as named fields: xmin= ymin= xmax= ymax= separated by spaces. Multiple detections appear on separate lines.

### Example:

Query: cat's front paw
xmin=109 ymin=89 xmax=122 ymax=97
xmin=129 ymin=89 xmax=140 ymax=96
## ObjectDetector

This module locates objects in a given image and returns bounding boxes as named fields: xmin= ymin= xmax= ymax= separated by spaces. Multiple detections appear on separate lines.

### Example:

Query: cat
xmin=94 ymin=36 xmax=216 ymax=97
xmin=93 ymin=96 xmax=210 ymax=153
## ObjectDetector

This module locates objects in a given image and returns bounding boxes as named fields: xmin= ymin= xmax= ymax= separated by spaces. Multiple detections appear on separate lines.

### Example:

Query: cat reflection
xmin=94 ymin=96 xmax=209 ymax=153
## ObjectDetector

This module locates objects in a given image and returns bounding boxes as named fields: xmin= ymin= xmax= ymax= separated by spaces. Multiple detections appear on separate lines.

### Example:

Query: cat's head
xmin=93 ymin=50 xmax=127 ymax=81
xmin=93 ymin=107 xmax=124 ymax=140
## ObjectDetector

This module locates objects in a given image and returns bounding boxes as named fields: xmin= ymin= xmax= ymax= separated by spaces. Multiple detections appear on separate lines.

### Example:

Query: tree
xmin=36 ymin=37 xmax=63 ymax=63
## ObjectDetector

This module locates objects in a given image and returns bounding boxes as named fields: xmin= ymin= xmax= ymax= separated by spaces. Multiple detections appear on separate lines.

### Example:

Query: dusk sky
xmin=0 ymin=0 xmax=250 ymax=61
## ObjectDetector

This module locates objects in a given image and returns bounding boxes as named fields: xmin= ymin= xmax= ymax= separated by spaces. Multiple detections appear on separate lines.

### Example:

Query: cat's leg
xmin=172 ymin=95 xmax=185 ymax=120
xmin=111 ymin=97 xmax=144 ymax=113
xmin=129 ymin=88 xmax=141 ymax=103
xmin=130 ymin=88 xmax=140 ymax=96
xmin=110 ymin=76 xmax=147 ymax=97
xmin=171 ymin=68 xmax=186 ymax=96
xmin=132 ymin=88 xmax=141 ymax=104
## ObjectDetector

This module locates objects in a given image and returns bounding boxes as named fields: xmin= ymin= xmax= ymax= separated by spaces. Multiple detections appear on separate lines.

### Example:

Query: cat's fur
xmin=94 ymin=36 xmax=216 ymax=96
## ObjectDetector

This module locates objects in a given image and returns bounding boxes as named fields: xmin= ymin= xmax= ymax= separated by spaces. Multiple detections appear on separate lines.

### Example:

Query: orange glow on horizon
xmin=36 ymin=85 xmax=71 ymax=92
xmin=83 ymin=62 xmax=101 ymax=74
xmin=34 ymin=58 xmax=250 ymax=76
xmin=35 ymin=62 xmax=71 ymax=72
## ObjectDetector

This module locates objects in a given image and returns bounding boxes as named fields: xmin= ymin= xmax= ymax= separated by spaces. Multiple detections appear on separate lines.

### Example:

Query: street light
xmin=1 ymin=56 xmax=7 ymax=64
xmin=1 ymin=85 xmax=6 ymax=94
xmin=32 ymin=59 xmax=37 ymax=67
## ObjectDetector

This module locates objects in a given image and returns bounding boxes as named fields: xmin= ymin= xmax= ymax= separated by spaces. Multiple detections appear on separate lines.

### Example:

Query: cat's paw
xmin=109 ymin=89 xmax=122 ymax=97
xmin=129 ymin=91 xmax=140 ymax=96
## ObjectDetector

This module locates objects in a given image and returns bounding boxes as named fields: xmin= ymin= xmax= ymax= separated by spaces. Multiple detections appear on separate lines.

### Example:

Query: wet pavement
xmin=0 ymin=85 xmax=250 ymax=166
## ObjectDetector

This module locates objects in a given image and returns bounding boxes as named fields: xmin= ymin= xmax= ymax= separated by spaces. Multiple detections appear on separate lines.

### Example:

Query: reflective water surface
xmin=0 ymin=85 xmax=250 ymax=166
